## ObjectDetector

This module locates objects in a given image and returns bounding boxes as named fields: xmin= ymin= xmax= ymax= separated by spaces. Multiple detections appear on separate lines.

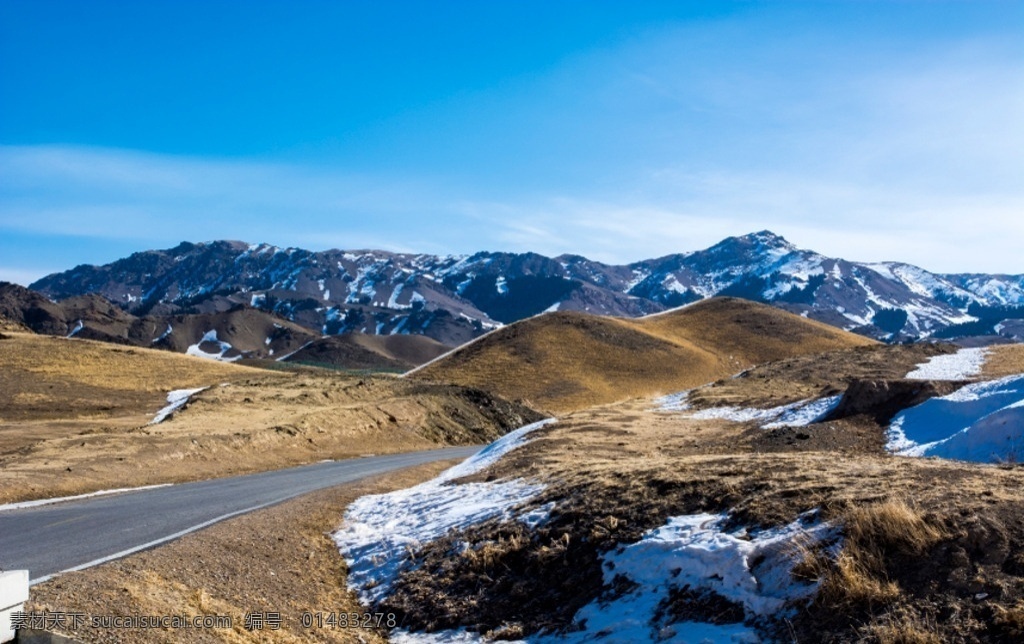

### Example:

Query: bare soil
xmin=27 ymin=460 xmax=458 ymax=644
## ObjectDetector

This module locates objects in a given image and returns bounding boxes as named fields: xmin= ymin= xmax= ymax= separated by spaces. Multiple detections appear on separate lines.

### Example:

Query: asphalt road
xmin=0 ymin=446 xmax=480 ymax=584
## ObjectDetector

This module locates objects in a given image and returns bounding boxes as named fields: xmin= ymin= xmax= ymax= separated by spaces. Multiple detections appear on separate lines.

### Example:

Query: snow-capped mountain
xmin=29 ymin=232 xmax=1024 ymax=344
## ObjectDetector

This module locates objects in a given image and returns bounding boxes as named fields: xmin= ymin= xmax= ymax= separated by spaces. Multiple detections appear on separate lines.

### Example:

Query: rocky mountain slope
xmin=25 ymin=231 xmax=1024 ymax=345
xmin=0 ymin=281 xmax=443 ymax=370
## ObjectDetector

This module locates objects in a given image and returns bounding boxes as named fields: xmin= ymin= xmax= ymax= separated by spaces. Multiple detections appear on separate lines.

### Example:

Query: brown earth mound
xmin=410 ymin=297 xmax=876 ymax=413
xmin=282 ymin=333 xmax=450 ymax=371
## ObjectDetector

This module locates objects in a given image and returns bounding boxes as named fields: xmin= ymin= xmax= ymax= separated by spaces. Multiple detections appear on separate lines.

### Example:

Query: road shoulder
xmin=26 ymin=460 xmax=457 ymax=643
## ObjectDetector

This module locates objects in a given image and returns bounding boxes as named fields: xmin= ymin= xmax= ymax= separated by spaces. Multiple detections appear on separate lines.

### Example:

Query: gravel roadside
xmin=26 ymin=460 xmax=458 ymax=643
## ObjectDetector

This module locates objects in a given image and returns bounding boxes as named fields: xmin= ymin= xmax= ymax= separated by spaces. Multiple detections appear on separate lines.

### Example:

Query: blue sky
xmin=1 ymin=1 xmax=1022 ymax=285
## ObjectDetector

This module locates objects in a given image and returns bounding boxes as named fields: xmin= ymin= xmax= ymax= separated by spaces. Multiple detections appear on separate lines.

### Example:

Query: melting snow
xmin=657 ymin=392 xmax=840 ymax=428
xmin=549 ymin=511 xmax=838 ymax=643
xmin=334 ymin=418 xmax=557 ymax=604
xmin=905 ymin=348 xmax=988 ymax=380
xmin=66 ymin=320 xmax=84 ymax=337
xmin=186 ymin=330 xmax=242 ymax=362
xmin=762 ymin=397 xmax=842 ymax=429
xmin=886 ymin=374 xmax=1024 ymax=463
xmin=152 ymin=323 xmax=173 ymax=343
xmin=495 ymin=275 xmax=509 ymax=295
xmin=149 ymin=387 xmax=207 ymax=425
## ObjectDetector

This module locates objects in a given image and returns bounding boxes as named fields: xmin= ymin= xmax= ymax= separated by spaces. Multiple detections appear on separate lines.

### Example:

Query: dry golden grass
xmin=412 ymin=298 xmax=875 ymax=413
xmin=633 ymin=296 xmax=876 ymax=364
xmin=984 ymin=343 xmax=1024 ymax=378
xmin=992 ymin=601 xmax=1024 ymax=640
xmin=0 ymin=332 xmax=538 ymax=502
xmin=844 ymin=499 xmax=946 ymax=556
xmin=863 ymin=611 xmax=943 ymax=644
xmin=1 ymin=331 xmax=273 ymax=395
xmin=809 ymin=501 xmax=946 ymax=613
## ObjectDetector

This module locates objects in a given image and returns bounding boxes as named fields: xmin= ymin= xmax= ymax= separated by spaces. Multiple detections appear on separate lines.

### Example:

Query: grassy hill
xmin=409 ymin=297 xmax=876 ymax=412
xmin=282 ymin=333 xmax=450 ymax=372
xmin=0 ymin=331 xmax=540 ymax=502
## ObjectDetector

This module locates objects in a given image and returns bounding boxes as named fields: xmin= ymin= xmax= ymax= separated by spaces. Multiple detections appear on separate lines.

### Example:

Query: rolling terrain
xmin=410 ymin=297 xmax=876 ymax=413
xmin=10 ymin=294 xmax=1024 ymax=643
xmin=335 ymin=339 xmax=1024 ymax=643
xmin=0 ymin=331 xmax=540 ymax=503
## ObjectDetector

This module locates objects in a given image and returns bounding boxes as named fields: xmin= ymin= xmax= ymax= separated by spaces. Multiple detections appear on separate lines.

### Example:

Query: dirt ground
xmin=27 ymin=460 xmax=458 ymax=644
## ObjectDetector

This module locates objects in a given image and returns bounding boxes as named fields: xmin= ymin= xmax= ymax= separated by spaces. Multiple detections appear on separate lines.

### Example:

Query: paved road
xmin=0 ymin=446 xmax=480 ymax=584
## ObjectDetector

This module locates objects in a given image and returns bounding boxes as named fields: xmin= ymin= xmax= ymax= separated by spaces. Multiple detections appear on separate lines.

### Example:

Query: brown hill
xmin=409 ymin=297 xmax=876 ymax=413
xmin=0 ymin=330 xmax=542 ymax=502
xmin=283 ymin=333 xmax=450 ymax=371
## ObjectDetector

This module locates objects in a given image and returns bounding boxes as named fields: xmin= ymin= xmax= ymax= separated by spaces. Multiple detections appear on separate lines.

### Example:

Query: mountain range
xmin=15 ymin=231 xmax=1024 ymax=352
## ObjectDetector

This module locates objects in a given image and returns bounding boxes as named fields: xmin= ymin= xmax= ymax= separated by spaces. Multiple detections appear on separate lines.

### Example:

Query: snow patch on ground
xmin=186 ymin=330 xmax=242 ymax=362
xmin=905 ymin=348 xmax=988 ymax=380
xmin=66 ymin=319 xmax=84 ymax=337
xmin=887 ymin=374 xmax=1024 ymax=463
xmin=548 ymin=511 xmax=836 ymax=643
xmin=654 ymin=391 xmax=692 ymax=412
xmin=334 ymin=418 xmax=557 ymax=605
xmin=657 ymin=392 xmax=840 ymax=429
xmin=150 ymin=387 xmax=207 ymax=425
xmin=762 ymin=397 xmax=842 ymax=429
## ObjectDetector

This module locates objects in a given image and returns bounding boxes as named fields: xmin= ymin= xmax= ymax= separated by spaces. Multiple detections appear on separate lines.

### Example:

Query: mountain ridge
xmin=26 ymin=231 xmax=1024 ymax=345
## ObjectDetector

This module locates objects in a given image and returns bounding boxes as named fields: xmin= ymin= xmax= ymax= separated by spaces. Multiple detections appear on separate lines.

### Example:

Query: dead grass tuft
xmin=817 ymin=500 xmax=946 ymax=610
xmin=992 ymin=601 xmax=1024 ymax=640
xmin=863 ymin=610 xmax=943 ymax=644
xmin=844 ymin=499 xmax=946 ymax=556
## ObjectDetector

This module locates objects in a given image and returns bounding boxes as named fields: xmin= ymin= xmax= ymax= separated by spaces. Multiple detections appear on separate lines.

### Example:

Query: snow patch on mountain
xmin=153 ymin=323 xmax=173 ymax=343
xmin=659 ymin=392 xmax=841 ymax=428
xmin=186 ymin=330 xmax=241 ymax=362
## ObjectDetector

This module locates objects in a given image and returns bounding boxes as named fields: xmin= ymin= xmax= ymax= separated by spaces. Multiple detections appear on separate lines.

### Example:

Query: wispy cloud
xmin=2 ymin=12 xmax=1021 ymax=276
